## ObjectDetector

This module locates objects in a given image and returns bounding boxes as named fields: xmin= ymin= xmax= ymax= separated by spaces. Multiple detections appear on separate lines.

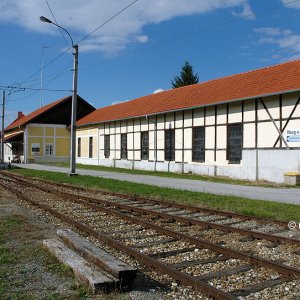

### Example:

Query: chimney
xmin=18 ymin=112 xmax=23 ymax=118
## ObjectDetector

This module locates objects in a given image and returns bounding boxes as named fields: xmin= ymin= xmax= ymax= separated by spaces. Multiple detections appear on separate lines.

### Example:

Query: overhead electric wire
xmin=8 ymin=62 xmax=74 ymax=102
xmin=76 ymin=0 xmax=139 ymax=44
xmin=3 ymin=86 xmax=71 ymax=92
xmin=45 ymin=0 xmax=71 ymax=49
xmin=80 ymin=0 xmax=300 ymax=72
xmin=12 ymin=0 xmax=140 ymax=91
xmin=18 ymin=68 xmax=72 ymax=85
xmin=8 ymin=0 xmax=300 ymax=101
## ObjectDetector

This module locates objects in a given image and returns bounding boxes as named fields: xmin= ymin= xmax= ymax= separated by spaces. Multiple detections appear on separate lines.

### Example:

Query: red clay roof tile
xmin=77 ymin=59 xmax=300 ymax=126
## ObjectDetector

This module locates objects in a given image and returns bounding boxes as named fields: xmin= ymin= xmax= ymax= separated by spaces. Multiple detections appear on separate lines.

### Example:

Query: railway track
xmin=0 ymin=171 xmax=299 ymax=299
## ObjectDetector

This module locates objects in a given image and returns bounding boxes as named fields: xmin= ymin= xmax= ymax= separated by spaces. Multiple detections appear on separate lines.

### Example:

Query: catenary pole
xmin=70 ymin=45 xmax=78 ymax=175
xmin=1 ymin=91 xmax=5 ymax=163
xmin=40 ymin=16 xmax=78 ymax=176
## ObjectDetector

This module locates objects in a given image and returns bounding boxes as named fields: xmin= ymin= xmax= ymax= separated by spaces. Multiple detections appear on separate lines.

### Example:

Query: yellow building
xmin=4 ymin=95 xmax=95 ymax=163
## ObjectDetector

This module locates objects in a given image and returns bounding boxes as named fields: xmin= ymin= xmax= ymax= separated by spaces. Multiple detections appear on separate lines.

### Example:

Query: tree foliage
xmin=171 ymin=61 xmax=199 ymax=88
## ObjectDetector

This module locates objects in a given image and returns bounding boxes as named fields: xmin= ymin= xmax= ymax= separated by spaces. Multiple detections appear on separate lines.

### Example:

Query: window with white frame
xmin=45 ymin=144 xmax=54 ymax=156
xmin=31 ymin=143 xmax=40 ymax=155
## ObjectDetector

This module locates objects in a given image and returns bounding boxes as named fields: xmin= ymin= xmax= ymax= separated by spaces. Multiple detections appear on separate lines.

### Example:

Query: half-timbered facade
xmin=75 ymin=60 xmax=300 ymax=183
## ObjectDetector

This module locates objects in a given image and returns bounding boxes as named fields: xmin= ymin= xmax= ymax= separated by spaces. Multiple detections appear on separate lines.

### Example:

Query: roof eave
xmin=76 ymin=88 xmax=300 ymax=128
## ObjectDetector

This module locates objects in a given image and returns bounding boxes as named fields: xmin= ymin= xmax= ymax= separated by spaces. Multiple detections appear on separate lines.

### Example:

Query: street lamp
xmin=40 ymin=16 xmax=78 ymax=176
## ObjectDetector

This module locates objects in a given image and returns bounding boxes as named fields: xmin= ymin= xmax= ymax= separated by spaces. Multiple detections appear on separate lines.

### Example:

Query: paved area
xmin=13 ymin=164 xmax=300 ymax=205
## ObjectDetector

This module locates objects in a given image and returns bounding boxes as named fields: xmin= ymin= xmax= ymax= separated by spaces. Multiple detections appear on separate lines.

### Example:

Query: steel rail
xmin=3 ymin=171 xmax=297 ymax=246
xmin=0 ymin=177 xmax=235 ymax=299
xmin=2 ymin=171 xmax=288 ymax=227
xmin=2 ymin=174 xmax=300 ymax=279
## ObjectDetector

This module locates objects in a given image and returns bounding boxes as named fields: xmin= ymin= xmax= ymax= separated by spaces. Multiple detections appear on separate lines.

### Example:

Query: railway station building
xmin=4 ymin=95 xmax=95 ymax=164
xmin=76 ymin=60 xmax=300 ymax=183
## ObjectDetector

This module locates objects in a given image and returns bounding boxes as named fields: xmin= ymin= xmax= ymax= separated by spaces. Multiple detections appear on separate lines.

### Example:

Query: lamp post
xmin=40 ymin=16 xmax=78 ymax=176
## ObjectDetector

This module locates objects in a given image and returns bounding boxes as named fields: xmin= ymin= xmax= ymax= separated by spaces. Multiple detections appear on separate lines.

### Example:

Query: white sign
xmin=286 ymin=129 xmax=300 ymax=143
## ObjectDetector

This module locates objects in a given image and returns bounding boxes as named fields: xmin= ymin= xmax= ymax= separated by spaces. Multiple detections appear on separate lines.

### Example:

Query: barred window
xmin=141 ymin=131 xmax=149 ymax=160
xmin=192 ymin=126 xmax=205 ymax=162
xmin=165 ymin=129 xmax=175 ymax=161
xmin=227 ymin=123 xmax=243 ymax=164
xmin=89 ymin=137 xmax=93 ymax=158
xmin=77 ymin=138 xmax=81 ymax=157
xmin=121 ymin=133 xmax=127 ymax=159
xmin=104 ymin=135 xmax=110 ymax=158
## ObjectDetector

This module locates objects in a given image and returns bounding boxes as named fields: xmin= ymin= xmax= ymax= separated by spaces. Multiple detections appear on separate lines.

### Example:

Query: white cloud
xmin=136 ymin=35 xmax=149 ymax=43
xmin=255 ymin=27 xmax=300 ymax=61
xmin=281 ymin=1 xmax=300 ymax=9
xmin=0 ymin=0 xmax=252 ymax=55
xmin=153 ymin=88 xmax=165 ymax=94
xmin=111 ymin=99 xmax=129 ymax=105
xmin=232 ymin=3 xmax=255 ymax=19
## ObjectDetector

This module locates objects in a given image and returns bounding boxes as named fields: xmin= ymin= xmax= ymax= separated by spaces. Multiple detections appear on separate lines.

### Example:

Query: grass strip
xmin=0 ymin=214 xmax=90 ymax=299
xmin=39 ymin=162 xmax=294 ymax=188
xmin=9 ymin=168 xmax=300 ymax=222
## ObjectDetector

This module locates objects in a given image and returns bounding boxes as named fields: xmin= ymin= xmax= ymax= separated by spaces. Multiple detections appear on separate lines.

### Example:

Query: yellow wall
xmin=26 ymin=124 xmax=70 ymax=161
xmin=77 ymin=127 xmax=98 ymax=159
xmin=56 ymin=127 xmax=69 ymax=137
xmin=56 ymin=138 xmax=70 ymax=156
xmin=28 ymin=127 xmax=43 ymax=136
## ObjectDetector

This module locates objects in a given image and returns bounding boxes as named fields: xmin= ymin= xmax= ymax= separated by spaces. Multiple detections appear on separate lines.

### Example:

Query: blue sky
xmin=1 ymin=0 xmax=300 ymax=126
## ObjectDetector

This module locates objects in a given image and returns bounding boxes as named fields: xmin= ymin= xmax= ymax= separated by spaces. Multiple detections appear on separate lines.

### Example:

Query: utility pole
xmin=1 ymin=91 xmax=5 ymax=163
xmin=40 ymin=46 xmax=50 ymax=108
xmin=70 ymin=44 xmax=78 ymax=175
xmin=40 ymin=16 xmax=78 ymax=176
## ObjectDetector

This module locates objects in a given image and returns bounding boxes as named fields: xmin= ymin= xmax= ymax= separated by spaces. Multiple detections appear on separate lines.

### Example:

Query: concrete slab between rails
xmin=13 ymin=163 xmax=300 ymax=205
xmin=43 ymin=238 xmax=119 ymax=294
xmin=57 ymin=229 xmax=137 ymax=291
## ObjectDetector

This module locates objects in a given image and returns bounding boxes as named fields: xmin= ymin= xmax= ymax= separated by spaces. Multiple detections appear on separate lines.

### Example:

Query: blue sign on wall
xmin=286 ymin=129 xmax=300 ymax=143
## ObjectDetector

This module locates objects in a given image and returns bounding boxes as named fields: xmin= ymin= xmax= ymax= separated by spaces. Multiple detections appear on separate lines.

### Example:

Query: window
xmin=45 ymin=144 xmax=54 ymax=156
xmin=77 ymin=138 xmax=81 ymax=158
xmin=192 ymin=126 xmax=205 ymax=162
xmin=104 ymin=135 xmax=110 ymax=158
xmin=31 ymin=143 xmax=40 ymax=155
xmin=165 ymin=129 xmax=175 ymax=161
xmin=89 ymin=137 xmax=93 ymax=158
xmin=121 ymin=133 xmax=127 ymax=159
xmin=227 ymin=123 xmax=243 ymax=164
xmin=141 ymin=131 xmax=149 ymax=160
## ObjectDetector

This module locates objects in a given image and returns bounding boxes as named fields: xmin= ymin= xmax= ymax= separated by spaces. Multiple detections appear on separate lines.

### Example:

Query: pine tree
xmin=171 ymin=61 xmax=199 ymax=88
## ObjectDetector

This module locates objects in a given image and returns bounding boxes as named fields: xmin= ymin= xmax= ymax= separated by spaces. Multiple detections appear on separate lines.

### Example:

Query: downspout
xmin=114 ymin=122 xmax=116 ymax=168
xmin=24 ymin=127 xmax=28 ymax=163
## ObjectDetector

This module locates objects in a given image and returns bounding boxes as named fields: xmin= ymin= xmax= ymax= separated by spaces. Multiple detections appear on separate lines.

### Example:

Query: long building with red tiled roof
xmin=76 ymin=59 xmax=300 ymax=184
xmin=77 ymin=59 xmax=300 ymax=126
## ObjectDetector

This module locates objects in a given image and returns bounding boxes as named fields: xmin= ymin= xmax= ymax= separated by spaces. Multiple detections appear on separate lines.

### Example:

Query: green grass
xmin=40 ymin=162 xmax=293 ymax=188
xmin=0 ymin=214 xmax=90 ymax=299
xmin=10 ymin=168 xmax=300 ymax=222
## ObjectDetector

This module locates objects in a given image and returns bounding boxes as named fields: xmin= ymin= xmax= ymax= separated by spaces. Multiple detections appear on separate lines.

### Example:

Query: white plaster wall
xmin=184 ymin=110 xmax=193 ymax=127
xmin=257 ymin=149 xmax=300 ymax=183
xmin=76 ymin=92 xmax=300 ymax=183
xmin=175 ymin=111 xmax=183 ymax=128
xmin=116 ymin=160 xmax=133 ymax=169
xmin=193 ymin=108 xmax=204 ymax=126
xmin=217 ymin=104 xmax=227 ymax=124
xmin=228 ymin=102 xmax=242 ymax=123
